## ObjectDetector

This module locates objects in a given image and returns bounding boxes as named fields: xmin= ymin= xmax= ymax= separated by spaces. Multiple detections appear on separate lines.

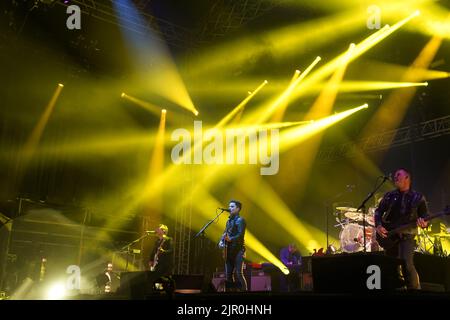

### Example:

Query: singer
xmin=374 ymin=168 xmax=429 ymax=290
xmin=218 ymin=200 xmax=248 ymax=292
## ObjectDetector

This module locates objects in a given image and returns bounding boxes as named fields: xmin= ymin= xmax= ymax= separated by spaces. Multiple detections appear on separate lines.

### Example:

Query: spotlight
xmin=424 ymin=82 xmax=428 ymax=86
xmin=162 ymin=109 xmax=167 ymax=114
xmin=121 ymin=92 xmax=126 ymax=98
xmin=46 ymin=283 xmax=66 ymax=300
xmin=194 ymin=110 xmax=199 ymax=116
xmin=58 ymin=83 xmax=64 ymax=87
xmin=264 ymin=80 xmax=268 ymax=84
xmin=248 ymin=91 xmax=252 ymax=95
xmin=363 ymin=103 xmax=369 ymax=109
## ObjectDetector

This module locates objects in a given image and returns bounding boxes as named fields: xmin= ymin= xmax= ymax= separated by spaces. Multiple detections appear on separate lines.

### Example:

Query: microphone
xmin=218 ymin=207 xmax=231 ymax=212
xmin=382 ymin=173 xmax=393 ymax=181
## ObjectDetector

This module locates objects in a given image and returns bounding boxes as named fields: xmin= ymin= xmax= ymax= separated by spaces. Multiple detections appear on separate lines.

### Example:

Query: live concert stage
xmin=1 ymin=0 xmax=450 ymax=304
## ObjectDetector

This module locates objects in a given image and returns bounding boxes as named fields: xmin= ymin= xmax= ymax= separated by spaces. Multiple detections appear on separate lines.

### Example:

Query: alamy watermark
xmin=66 ymin=265 xmax=81 ymax=290
xmin=367 ymin=5 xmax=381 ymax=30
xmin=66 ymin=5 xmax=81 ymax=30
xmin=366 ymin=264 xmax=381 ymax=290
xmin=171 ymin=121 xmax=279 ymax=175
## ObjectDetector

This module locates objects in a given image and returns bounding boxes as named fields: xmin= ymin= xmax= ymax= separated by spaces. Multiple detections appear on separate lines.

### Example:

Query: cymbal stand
xmin=357 ymin=176 xmax=390 ymax=253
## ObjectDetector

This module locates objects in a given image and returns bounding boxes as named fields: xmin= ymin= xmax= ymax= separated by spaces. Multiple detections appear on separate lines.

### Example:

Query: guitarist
xmin=374 ymin=168 xmax=429 ymax=290
xmin=148 ymin=224 xmax=173 ymax=279
xmin=219 ymin=200 xmax=248 ymax=292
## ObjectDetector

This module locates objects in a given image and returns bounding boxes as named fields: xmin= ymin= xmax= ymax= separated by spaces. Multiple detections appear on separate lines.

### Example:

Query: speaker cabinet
xmin=311 ymin=253 xmax=402 ymax=293
xmin=211 ymin=272 xmax=271 ymax=292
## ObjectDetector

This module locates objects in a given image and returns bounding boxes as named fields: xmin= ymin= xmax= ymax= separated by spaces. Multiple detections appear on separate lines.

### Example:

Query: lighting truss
xmin=54 ymin=0 xmax=194 ymax=48
xmin=317 ymin=115 xmax=450 ymax=162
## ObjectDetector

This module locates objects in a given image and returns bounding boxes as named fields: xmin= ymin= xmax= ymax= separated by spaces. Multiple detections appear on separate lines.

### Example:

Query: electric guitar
xmin=219 ymin=223 xmax=233 ymax=259
xmin=376 ymin=206 xmax=450 ymax=250
xmin=218 ymin=233 xmax=229 ymax=260
xmin=150 ymin=237 xmax=166 ymax=272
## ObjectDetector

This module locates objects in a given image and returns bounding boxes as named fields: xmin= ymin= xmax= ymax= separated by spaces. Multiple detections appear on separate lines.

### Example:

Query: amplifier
xmin=211 ymin=273 xmax=271 ymax=292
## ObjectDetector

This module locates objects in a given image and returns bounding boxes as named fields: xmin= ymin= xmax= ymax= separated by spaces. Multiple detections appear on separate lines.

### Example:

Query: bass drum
xmin=339 ymin=223 xmax=374 ymax=253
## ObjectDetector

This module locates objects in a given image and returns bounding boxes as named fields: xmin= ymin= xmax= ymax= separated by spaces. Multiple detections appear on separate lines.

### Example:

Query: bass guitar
xmin=376 ymin=206 xmax=450 ymax=250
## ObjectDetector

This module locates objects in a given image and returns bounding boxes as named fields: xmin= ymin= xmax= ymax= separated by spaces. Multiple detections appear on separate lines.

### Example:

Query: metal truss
xmin=173 ymin=166 xmax=193 ymax=275
xmin=317 ymin=115 xmax=450 ymax=162
xmin=199 ymin=0 xmax=278 ymax=41
xmin=54 ymin=0 xmax=194 ymax=49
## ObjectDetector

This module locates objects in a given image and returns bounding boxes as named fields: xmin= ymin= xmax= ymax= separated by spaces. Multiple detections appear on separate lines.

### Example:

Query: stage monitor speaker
xmin=312 ymin=253 xmax=402 ymax=293
xmin=172 ymin=274 xmax=205 ymax=293
xmin=118 ymin=271 xmax=175 ymax=299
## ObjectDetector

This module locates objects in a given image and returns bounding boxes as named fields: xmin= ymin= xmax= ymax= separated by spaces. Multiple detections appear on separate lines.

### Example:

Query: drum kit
xmin=335 ymin=206 xmax=380 ymax=253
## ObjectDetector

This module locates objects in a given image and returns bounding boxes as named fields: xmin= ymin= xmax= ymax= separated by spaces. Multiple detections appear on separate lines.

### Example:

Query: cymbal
xmin=344 ymin=211 xmax=363 ymax=220
xmin=337 ymin=207 xmax=358 ymax=212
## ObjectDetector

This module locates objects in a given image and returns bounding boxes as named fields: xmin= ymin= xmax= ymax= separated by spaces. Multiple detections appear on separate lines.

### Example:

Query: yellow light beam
xmin=271 ymin=70 xmax=302 ymax=122
xmin=334 ymin=81 xmax=429 ymax=92
xmin=349 ymin=59 xmax=450 ymax=82
xmin=121 ymin=93 xmax=162 ymax=116
xmin=246 ymin=57 xmax=322 ymax=124
xmin=187 ymin=79 xmax=434 ymax=96
xmin=145 ymin=109 xmax=167 ymax=215
xmin=279 ymin=104 xmax=369 ymax=153
xmin=305 ymin=43 xmax=354 ymax=120
xmin=14 ymin=83 xmax=64 ymax=187
xmin=183 ymin=8 xmax=369 ymax=79
xmin=238 ymin=172 xmax=327 ymax=251
xmin=288 ymin=43 xmax=354 ymax=198
xmin=121 ymin=92 xmax=188 ymax=123
xmin=22 ymin=83 xmax=64 ymax=159
xmin=361 ymin=34 xmax=443 ymax=141
xmin=214 ymin=80 xmax=268 ymax=129
xmin=286 ymin=11 xmax=420 ymax=107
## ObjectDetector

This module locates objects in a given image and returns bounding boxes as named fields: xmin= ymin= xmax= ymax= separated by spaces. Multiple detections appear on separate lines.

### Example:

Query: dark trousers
xmin=280 ymin=266 xmax=301 ymax=292
xmin=225 ymin=248 xmax=248 ymax=292
xmin=385 ymin=235 xmax=420 ymax=289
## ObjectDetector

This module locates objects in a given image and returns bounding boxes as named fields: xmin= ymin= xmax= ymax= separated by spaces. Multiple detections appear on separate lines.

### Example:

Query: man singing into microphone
xmin=374 ymin=168 xmax=429 ymax=290
xmin=219 ymin=200 xmax=248 ymax=292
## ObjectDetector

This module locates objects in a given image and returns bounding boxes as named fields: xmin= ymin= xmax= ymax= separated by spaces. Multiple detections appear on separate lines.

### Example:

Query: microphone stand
xmin=356 ymin=176 xmax=390 ymax=253
xmin=194 ymin=208 xmax=227 ymax=238
xmin=119 ymin=233 xmax=151 ymax=271
xmin=194 ymin=209 xmax=227 ymax=275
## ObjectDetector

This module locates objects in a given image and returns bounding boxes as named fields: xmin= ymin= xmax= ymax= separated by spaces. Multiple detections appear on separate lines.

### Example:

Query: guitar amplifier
xmin=250 ymin=272 xmax=271 ymax=292
xmin=211 ymin=272 xmax=226 ymax=292
xmin=211 ymin=271 xmax=271 ymax=292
